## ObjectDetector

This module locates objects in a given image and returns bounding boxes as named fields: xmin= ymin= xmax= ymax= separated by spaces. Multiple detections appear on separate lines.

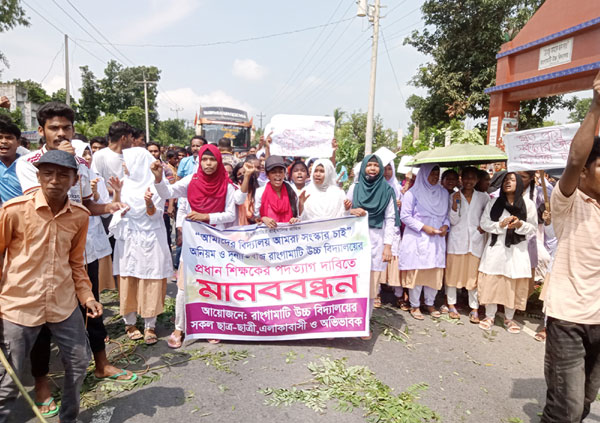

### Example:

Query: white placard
xmin=538 ymin=37 xmax=573 ymax=70
xmin=504 ymin=123 xmax=580 ymax=171
xmin=268 ymin=114 xmax=334 ymax=158
xmin=488 ymin=117 xmax=499 ymax=146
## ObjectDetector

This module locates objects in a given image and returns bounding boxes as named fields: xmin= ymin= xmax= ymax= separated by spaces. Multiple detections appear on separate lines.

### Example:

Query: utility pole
xmin=135 ymin=72 xmax=157 ymax=143
xmin=64 ymin=34 xmax=70 ymax=106
xmin=170 ymin=106 xmax=183 ymax=120
xmin=257 ymin=112 xmax=266 ymax=129
xmin=360 ymin=0 xmax=381 ymax=155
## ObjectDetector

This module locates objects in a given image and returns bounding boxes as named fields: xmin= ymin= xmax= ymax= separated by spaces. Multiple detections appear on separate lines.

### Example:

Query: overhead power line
xmin=380 ymin=28 xmax=405 ymax=104
xmin=72 ymin=16 xmax=356 ymax=49
xmin=40 ymin=44 xmax=64 ymax=84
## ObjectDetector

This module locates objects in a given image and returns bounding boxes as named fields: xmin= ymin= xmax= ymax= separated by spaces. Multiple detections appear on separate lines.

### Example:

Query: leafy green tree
xmin=85 ymin=114 xmax=119 ymax=138
xmin=78 ymin=65 xmax=101 ymax=124
xmin=155 ymin=118 xmax=191 ymax=145
xmin=0 ymin=106 xmax=24 ymax=130
xmin=119 ymin=106 xmax=146 ymax=131
xmin=8 ymin=79 xmax=51 ymax=104
xmin=568 ymin=97 xmax=592 ymax=123
xmin=0 ymin=0 xmax=29 ymax=72
xmin=334 ymin=110 xmax=397 ymax=171
xmin=404 ymin=0 xmax=571 ymax=130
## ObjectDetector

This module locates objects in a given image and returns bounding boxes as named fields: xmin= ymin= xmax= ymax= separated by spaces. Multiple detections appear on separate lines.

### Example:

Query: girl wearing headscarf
xmin=347 ymin=154 xmax=400 ymax=327
xmin=382 ymin=159 xmax=404 ymax=306
xmin=151 ymin=144 xmax=240 ymax=347
xmin=477 ymin=172 xmax=537 ymax=334
xmin=300 ymin=159 xmax=349 ymax=221
xmin=398 ymin=164 xmax=449 ymax=320
xmin=111 ymin=147 xmax=173 ymax=345
xmin=445 ymin=166 xmax=489 ymax=323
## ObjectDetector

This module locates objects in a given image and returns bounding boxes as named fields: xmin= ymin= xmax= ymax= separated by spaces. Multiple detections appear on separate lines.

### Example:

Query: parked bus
xmin=195 ymin=106 xmax=252 ymax=151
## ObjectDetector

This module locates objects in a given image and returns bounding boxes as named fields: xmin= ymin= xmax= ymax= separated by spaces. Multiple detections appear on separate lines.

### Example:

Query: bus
xmin=195 ymin=106 xmax=252 ymax=151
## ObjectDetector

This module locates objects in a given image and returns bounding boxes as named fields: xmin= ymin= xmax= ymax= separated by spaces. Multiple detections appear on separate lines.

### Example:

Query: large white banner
xmin=182 ymin=216 xmax=371 ymax=341
xmin=504 ymin=123 xmax=580 ymax=171
xmin=267 ymin=114 xmax=334 ymax=158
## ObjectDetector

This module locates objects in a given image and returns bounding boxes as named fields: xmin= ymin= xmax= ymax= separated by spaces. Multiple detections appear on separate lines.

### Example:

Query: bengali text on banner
xmin=182 ymin=215 xmax=371 ymax=341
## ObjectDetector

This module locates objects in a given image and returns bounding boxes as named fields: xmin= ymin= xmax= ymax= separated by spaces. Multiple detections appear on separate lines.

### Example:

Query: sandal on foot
xmin=125 ymin=325 xmax=143 ymax=340
xmin=35 ymin=397 xmax=59 ymax=418
xmin=397 ymin=299 xmax=411 ymax=311
xmin=440 ymin=305 xmax=449 ymax=314
xmin=426 ymin=306 xmax=441 ymax=318
xmin=144 ymin=328 xmax=158 ymax=345
xmin=448 ymin=306 xmax=460 ymax=320
xmin=534 ymin=328 xmax=546 ymax=342
xmin=504 ymin=319 xmax=521 ymax=334
xmin=469 ymin=310 xmax=480 ymax=324
xmin=374 ymin=296 xmax=382 ymax=308
xmin=167 ymin=333 xmax=183 ymax=349
xmin=479 ymin=317 xmax=494 ymax=331
xmin=94 ymin=370 xmax=138 ymax=383
xmin=208 ymin=339 xmax=221 ymax=344
xmin=410 ymin=308 xmax=425 ymax=320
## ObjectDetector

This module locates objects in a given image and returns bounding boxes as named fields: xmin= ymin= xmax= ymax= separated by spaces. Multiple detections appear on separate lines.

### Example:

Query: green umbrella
xmin=407 ymin=143 xmax=507 ymax=167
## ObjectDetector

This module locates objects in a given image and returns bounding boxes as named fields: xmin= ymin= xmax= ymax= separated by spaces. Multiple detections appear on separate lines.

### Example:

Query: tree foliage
xmin=154 ymin=119 xmax=193 ymax=145
xmin=78 ymin=65 xmax=101 ymax=124
xmin=9 ymin=79 xmax=51 ymax=104
xmin=334 ymin=110 xmax=397 ymax=172
xmin=0 ymin=0 xmax=29 ymax=71
xmin=568 ymin=97 xmax=592 ymax=123
xmin=404 ymin=0 xmax=571 ymax=130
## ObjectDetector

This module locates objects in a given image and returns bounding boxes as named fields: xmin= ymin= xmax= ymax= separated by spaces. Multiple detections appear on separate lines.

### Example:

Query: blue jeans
xmin=541 ymin=316 xmax=600 ymax=422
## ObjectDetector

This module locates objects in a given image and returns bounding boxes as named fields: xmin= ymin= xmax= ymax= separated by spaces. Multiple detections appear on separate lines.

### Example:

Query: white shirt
xmin=154 ymin=175 xmax=237 ymax=229
xmin=16 ymin=145 xmax=93 ymax=203
xmin=478 ymin=197 xmax=537 ymax=279
xmin=447 ymin=190 xmax=489 ymax=257
xmin=91 ymin=146 xmax=124 ymax=182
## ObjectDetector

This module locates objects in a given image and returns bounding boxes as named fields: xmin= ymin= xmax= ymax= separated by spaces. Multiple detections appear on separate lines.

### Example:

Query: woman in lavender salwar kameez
xmin=398 ymin=164 xmax=449 ymax=320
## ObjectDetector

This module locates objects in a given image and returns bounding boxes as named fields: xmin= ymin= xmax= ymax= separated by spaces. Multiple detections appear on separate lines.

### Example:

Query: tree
xmin=0 ymin=0 xmax=29 ymax=72
xmin=9 ymin=79 xmax=51 ymax=104
xmin=568 ymin=97 xmax=592 ymax=123
xmin=334 ymin=110 xmax=397 ymax=172
xmin=119 ymin=106 xmax=146 ymax=131
xmin=155 ymin=119 xmax=192 ymax=145
xmin=404 ymin=0 xmax=571 ymax=130
xmin=78 ymin=65 xmax=102 ymax=124
xmin=84 ymin=114 xmax=119 ymax=138
xmin=0 ymin=106 xmax=24 ymax=130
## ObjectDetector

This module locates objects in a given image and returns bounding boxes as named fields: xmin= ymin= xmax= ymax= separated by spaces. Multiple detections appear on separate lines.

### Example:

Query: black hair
xmin=522 ymin=170 xmax=536 ymax=200
xmin=190 ymin=135 xmax=206 ymax=146
xmin=0 ymin=115 xmax=21 ymax=139
xmin=441 ymin=169 xmax=459 ymax=180
xmin=147 ymin=141 xmax=160 ymax=150
xmin=20 ymin=137 xmax=29 ymax=148
xmin=132 ymin=128 xmax=145 ymax=139
xmin=490 ymin=172 xmax=527 ymax=247
xmin=37 ymin=101 xmax=75 ymax=127
xmin=108 ymin=121 xmax=134 ymax=143
xmin=202 ymin=149 xmax=215 ymax=158
xmin=90 ymin=136 xmax=108 ymax=147
xmin=74 ymin=133 xmax=89 ymax=143
xmin=460 ymin=166 xmax=479 ymax=179
xmin=166 ymin=150 xmax=177 ymax=160
xmin=245 ymin=154 xmax=258 ymax=161
xmin=178 ymin=147 xmax=187 ymax=156
xmin=585 ymin=137 xmax=600 ymax=168
xmin=218 ymin=137 xmax=232 ymax=149
xmin=232 ymin=162 xmax=244 ymax=184
xmin=186 ymin=146 xmax=193 ymax=156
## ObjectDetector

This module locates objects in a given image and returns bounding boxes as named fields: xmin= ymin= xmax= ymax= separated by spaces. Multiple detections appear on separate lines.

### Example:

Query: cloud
xmin=232 ymin=59 xmax=268 ymax=81
xmin=157 ymin=87 xmax=254 ymax=120
xmin=42 ymin=75 xmax=66 ymax=96
xmin=117 ymin=0 xmax=199 ymax=42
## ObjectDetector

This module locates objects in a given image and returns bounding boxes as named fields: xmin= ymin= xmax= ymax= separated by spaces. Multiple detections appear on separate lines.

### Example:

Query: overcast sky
xmin=0 ymin=0 xmax=586 ymax=133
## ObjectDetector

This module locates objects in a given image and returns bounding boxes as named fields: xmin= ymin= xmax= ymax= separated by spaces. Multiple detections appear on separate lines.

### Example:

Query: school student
xmin=255 ymin=155 xmax=300 ymax=228
xmin=300 ymin=158 xmax=349 ymax=221
xmin=398 ymin=164 xmax=449 ymax=320
xmin=445 ymin=167 xmax=488 ymax=323
xmin=477 ymin=172 xmax=537 ymax=334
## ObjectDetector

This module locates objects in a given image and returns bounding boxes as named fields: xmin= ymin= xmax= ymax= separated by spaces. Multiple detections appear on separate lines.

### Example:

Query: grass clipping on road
xmin=260 ymin=357 xmax=439 ymax=422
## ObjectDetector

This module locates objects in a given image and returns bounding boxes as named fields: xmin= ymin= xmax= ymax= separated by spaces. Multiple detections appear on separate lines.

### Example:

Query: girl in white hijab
xmin=110 ymin=147 xmax=173 ymax=345
xmin=300 ymin=159 xmax=349 ymax=221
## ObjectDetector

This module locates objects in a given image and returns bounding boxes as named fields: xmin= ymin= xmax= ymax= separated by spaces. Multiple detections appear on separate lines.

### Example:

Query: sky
xmin=0 ymin=0 xmax=586 ymax=133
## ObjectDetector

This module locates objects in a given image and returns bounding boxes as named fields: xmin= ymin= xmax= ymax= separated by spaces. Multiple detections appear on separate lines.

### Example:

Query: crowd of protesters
xmin=0 ymin=70 xmax=598 ymax=422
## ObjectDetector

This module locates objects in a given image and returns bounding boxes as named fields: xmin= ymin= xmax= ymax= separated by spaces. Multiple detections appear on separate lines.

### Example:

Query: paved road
xmin=12 ymin=287 xmax=600 ymax=423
